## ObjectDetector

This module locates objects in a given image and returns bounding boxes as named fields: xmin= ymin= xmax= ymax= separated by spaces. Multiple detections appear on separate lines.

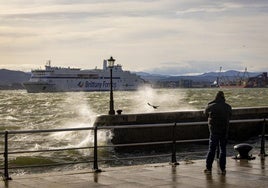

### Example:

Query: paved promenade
xmin=1 ymin=156 xmax=268 ymax=188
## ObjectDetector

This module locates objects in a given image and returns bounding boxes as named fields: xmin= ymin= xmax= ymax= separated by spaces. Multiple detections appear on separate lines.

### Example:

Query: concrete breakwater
xmin=93 ymin=107 xmax=268 ymax=144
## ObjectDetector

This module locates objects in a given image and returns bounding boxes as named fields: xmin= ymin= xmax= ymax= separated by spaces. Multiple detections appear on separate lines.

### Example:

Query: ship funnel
xmin=103 ymin=60 xmax=107 ymax=70
xmin=46 ymin=60 xmax=51 ymax=67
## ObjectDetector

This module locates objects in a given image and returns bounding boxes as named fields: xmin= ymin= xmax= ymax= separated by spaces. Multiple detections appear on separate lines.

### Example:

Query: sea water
xmin=0 ymin=88 xmax=268 ymax=173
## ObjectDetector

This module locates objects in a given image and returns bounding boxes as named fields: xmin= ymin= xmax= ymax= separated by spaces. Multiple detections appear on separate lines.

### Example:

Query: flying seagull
xmin=147 ymin=103 xmax=159 ymax=109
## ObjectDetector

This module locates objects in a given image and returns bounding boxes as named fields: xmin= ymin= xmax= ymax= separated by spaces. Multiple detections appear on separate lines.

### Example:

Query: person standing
xmin=204 ymin=91 xmax=232 ymax=175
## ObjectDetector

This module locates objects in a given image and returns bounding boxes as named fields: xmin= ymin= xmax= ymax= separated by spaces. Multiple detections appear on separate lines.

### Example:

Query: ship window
xmin=78 ymin=74 xmax=99 ymax=79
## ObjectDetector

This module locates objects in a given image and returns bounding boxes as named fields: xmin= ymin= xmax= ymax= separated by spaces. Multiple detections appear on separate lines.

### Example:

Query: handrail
xmin=0 ymin=127 xmax=94 ymax=135
xmin=1 ymin=118 xmax=267 ymax=181
xmin=1 ymin=146 xmax=93 ymax=155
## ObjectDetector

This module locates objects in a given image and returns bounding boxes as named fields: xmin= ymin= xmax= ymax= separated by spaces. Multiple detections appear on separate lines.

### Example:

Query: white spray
xmin=49 ymin=93 xmax=111 ymax=155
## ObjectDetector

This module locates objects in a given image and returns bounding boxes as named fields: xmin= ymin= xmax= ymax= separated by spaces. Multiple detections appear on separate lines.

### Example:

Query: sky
xmin=0 ymin=0 xmax=267 ymax=75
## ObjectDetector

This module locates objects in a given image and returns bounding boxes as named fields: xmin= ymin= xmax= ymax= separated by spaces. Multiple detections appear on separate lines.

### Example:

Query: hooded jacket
xmin=204 ymin=97 xmax=232 ymax=136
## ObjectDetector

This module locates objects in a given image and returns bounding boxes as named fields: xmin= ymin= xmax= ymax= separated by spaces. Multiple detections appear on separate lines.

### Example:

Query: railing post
xmin=171 ymin=123 xmax=179 ymax=165
xmin=93 ymin=126 xmax=101 ymax=172
xmin=260 ymin=118 xmax=267 ymax=159
xmin=3 ymin=131 xmax=12 ymax=180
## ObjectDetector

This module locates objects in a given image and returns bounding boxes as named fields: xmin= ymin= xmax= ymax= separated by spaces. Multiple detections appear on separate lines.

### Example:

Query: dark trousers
xmin=206 ymin=134 xmax=227 ymax=171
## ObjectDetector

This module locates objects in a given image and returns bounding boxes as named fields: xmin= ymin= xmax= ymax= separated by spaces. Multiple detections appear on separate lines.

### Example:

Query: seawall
xmin=93 ymin=106 xmax=268 ymax=144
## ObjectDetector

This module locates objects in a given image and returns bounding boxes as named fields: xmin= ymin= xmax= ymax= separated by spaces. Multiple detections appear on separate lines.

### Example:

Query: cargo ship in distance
xmin=23 ymin=60 xmax=146 ymax=93
xmin=212 ymin=67 xmax=268 ymax=88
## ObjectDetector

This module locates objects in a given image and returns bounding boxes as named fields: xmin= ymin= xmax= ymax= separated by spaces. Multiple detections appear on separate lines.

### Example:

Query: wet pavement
xmin=1 ymin=156 xmax=268 ymax=188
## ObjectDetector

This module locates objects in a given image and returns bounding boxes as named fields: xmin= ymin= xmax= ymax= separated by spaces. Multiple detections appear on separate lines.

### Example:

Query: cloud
xmin=0 ymin=1 xmax=170 ymax=21
xmin=0 ymin=0 xmax=267 ymax=74
xmin=145 ymin=60 xmax=244 ymax=75
xmin=175 ymin=0 xmax=268 ymax=19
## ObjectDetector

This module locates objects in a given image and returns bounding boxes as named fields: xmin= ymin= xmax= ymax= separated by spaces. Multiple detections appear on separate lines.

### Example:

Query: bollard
xmin=233 ymin=143 xmax=255 ymax=160
xmin=93 ymin=126 xmax=101 ymax=173
xmin=3 ymin=131 xmax=12 ymax=180
xmin=171 ymin=123 xmax=179 ymax=166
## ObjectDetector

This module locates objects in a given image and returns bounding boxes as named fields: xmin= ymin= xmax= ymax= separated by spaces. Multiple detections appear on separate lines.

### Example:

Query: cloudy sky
xmin=0 ymin=0 xmax=267 ymax=75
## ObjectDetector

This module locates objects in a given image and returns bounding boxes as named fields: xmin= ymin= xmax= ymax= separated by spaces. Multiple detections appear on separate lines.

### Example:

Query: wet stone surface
xmin=1 ymin=156 xmax=268 ymax=188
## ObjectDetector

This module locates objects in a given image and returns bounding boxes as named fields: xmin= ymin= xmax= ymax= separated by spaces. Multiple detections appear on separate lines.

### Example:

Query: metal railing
xmin=1 ymin=118 xmax=267 ymax=181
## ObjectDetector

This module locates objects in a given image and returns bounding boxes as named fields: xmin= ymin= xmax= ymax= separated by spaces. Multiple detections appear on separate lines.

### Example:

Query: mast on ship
xmin=46 ymin=60 xmax=51 ymax=68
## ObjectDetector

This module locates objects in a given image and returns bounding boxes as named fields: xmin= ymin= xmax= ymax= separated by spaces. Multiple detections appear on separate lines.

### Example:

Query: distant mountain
xmin=135 ymin=71 xmax=169 ymax=82
xmin=0 ymin=69 xmax=30 ymax=89
xmin=201 ymin=70 xmax=260 ymax=77
xmin=137 ymin=70 xmax=263 ymax=83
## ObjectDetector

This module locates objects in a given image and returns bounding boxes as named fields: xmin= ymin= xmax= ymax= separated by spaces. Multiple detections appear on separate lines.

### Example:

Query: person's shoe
xmin=221 ymin=169 xmax=226 ymax=175
xmin=204 ymin=169 xmax=212 ymax=174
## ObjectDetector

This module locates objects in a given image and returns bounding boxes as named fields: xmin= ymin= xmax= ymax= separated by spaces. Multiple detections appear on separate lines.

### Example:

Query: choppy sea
xmin=1 ymin=88 xmax=268 ymax=174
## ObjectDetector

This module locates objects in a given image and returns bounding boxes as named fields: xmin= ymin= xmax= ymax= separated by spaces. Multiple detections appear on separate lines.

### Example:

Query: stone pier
xmin=94 ymin=106 xmax=268 ymax=144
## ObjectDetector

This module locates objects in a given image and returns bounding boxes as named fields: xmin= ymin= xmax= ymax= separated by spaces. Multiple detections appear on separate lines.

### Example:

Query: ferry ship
xmin=23 ymin=60 xmax=146 ymax=93
xmin=211 ymin=67 xmax=268 ymax=88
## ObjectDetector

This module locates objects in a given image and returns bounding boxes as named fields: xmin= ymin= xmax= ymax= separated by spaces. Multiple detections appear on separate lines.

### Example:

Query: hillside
xmin=138 ymin=70 xmax=261 ymax=83
xmin=0 ymin=69 xmax=30 ymax=89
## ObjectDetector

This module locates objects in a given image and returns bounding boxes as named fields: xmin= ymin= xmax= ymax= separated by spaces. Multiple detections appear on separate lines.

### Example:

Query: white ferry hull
xmin=23 ymin=82 xmax=57 ymax=93
xmin=23 ymin=79 xmax=141 ymax=92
